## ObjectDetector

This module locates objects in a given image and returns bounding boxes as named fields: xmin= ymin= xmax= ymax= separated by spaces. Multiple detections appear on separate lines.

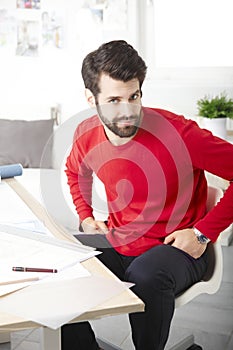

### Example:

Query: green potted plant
xmin=197 ymin=93 xmax=233 ymax=139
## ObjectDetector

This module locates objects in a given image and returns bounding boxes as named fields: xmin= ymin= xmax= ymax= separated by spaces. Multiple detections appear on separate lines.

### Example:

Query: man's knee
xmin=125 ymin=256 xmax=175 ymax=295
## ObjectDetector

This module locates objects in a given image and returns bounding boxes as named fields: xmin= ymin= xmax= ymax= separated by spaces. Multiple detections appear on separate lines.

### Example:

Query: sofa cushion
xmin=0 ymin=119 xmax=54 ymax=168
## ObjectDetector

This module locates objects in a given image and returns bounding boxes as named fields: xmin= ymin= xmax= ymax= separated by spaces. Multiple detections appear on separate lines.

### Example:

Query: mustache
xmin=111 ymin=115 xmax=139 ymax=123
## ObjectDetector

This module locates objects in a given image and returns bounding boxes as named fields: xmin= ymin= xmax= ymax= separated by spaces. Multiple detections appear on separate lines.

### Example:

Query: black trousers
xmin=61 ymin=234 xmax=208 ymax=350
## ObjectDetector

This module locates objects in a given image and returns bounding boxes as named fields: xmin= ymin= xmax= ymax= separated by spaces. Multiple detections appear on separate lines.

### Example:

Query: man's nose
xmin=119 ymin=103 xmax=133 ymax=117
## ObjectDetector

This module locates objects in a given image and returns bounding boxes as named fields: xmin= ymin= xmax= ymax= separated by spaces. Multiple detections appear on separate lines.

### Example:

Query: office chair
xmin=175 ymin=186 xmax=223 ymax=309
xmin=171 ymin=238 xmax=223 ymax=350
xmin=167 ymin=186 xmax=223 ymax=350
xmin=97 ymin=186 xmax=224 ymax=350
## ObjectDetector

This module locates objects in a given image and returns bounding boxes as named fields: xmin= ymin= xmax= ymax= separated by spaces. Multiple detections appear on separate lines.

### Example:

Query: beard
xmin=96 ymin=104 xmax=142 ymax=138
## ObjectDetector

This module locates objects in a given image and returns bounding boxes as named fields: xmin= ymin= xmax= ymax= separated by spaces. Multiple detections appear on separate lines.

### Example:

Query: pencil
xmin=12 ymin=267 xmax=58 ymax=273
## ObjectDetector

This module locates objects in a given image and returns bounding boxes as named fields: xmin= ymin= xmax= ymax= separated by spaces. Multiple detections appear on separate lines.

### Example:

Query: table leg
xmin=40 ymin=327 xmax=61 ymax=350
xmin=0 ymin=332 xmax=10 ymax=343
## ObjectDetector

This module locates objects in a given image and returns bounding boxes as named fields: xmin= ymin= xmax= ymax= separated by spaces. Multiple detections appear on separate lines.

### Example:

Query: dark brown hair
xmin=81 ymin=40 xmax=147 ymax=98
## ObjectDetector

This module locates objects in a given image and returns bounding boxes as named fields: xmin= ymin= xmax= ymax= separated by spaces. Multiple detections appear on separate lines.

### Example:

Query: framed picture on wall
xmin=16 ymin=19 xmax=39 ymax=56
xmin=0 ymin=9 xmax=16 ymax=52
xmin=16 ymin=0 xmax=41 ymax=10
xmin=41 ymin=11 xmax=63 ymax=49
xmin=14 ymin=0 xmax=64 ymax=56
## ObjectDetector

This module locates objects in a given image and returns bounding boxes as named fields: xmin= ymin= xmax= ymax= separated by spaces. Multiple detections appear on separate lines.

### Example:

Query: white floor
xmin=1 ymin=242 xmax=233 ymax=350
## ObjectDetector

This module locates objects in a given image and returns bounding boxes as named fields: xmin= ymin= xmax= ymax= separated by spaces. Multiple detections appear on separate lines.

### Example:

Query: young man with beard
xmin=64 ymin=40 xmax=233 ymax=350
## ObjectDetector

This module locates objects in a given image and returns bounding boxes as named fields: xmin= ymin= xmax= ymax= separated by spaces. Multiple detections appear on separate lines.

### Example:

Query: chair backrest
xmin=175 ymin=186 xmax=223 ymax=308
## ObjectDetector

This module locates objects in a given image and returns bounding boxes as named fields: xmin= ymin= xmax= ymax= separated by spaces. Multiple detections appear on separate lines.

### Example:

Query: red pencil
xmin=12 ymin=267 xmax=58 ymax=273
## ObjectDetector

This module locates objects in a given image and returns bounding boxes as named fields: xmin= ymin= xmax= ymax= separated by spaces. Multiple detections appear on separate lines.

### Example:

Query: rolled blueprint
xmin=0 ymin=164 xmax=23 ymax=179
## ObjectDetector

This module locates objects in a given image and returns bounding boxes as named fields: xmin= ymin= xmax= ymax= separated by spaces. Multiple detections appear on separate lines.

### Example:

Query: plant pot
xmin=202 ymin=117 xmax=227 ymax=139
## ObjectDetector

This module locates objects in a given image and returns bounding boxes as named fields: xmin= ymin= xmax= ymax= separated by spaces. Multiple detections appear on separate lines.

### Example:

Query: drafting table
xmin=0 ymin=171 xmax=144 ymax=349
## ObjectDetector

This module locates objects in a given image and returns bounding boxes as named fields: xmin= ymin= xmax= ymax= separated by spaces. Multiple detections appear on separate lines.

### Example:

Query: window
xmin=153 ymin=0 xmax=233 ymax=67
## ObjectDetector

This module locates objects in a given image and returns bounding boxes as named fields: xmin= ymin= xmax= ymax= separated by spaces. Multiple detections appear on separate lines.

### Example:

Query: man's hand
xmin=81 ymin=217 xmax=108 ymax=234
xmin=164 ymin=228 xmax=207 ymax=259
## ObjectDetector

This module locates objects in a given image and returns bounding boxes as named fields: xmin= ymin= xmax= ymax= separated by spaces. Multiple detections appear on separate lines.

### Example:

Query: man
xmin=64 ymin=40 xmax=233 ymax=350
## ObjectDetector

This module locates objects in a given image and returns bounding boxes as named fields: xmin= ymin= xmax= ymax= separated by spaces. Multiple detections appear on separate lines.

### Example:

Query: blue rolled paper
xmin=0 ymin=164 xmax=23 ymax=179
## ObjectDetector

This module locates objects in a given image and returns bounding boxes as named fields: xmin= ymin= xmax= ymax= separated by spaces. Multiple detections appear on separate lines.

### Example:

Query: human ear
xmin=85 ymin=89 xmax=96 ymax=107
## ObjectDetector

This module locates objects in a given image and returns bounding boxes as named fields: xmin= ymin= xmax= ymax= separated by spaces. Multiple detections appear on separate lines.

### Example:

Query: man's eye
xmin=130 ymin=94 xmax=139 ymax=101
xmin=109 ymin=99 xmax=119 ymax=104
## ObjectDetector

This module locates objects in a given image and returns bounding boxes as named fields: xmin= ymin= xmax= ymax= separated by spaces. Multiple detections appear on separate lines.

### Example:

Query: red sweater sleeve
xmin=182 ymin=119 xmax=233 ymax=241
xmin=65 ymin=128 xmax=94 ymax=221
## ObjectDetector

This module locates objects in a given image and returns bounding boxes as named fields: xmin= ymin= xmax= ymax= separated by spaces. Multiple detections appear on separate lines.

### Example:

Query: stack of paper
xmin=0 ymin=225 xmax=132 ymax=330
xmin=0 ymin=224 xmax=100 ymax=296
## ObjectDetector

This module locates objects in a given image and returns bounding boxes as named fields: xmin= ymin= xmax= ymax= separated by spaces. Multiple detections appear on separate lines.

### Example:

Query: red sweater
xmin=65 ymin=107 xmax=233 ymax=256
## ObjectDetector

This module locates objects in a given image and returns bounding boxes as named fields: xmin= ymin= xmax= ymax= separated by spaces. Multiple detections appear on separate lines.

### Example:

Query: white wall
xmin=142 ymin=69 xmax=233 ymax=119
xmin=0 ymin=0 xmax=87 ymax=120
xmin=0 ymin=0 xmax=140 ymax=122
xmin=0 ymin=0 xmax=233 ymax=125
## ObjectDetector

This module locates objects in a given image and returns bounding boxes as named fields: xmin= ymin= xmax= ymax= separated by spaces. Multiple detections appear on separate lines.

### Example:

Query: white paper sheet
xmin=0 ymin=228 xmax=100 ymax=296
xmin=0 ymin=282 xmax=35 ymax=297
xmin=0 ymin=276 xmax=129 ymax=329
xmin=38 ymin=262 xmax=91 ymax=283
xmin=4 ymin=220 xmax=54 ymax=237
xmin=0 ymin=272 xmax=39 ymax=286
xmin=0 ymin=230 xmax=98 ymax=271
xmin=0 ymin=182 xmax=40 ymax=223
xmin=0 ymin=263 xmax=90 ymax=297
